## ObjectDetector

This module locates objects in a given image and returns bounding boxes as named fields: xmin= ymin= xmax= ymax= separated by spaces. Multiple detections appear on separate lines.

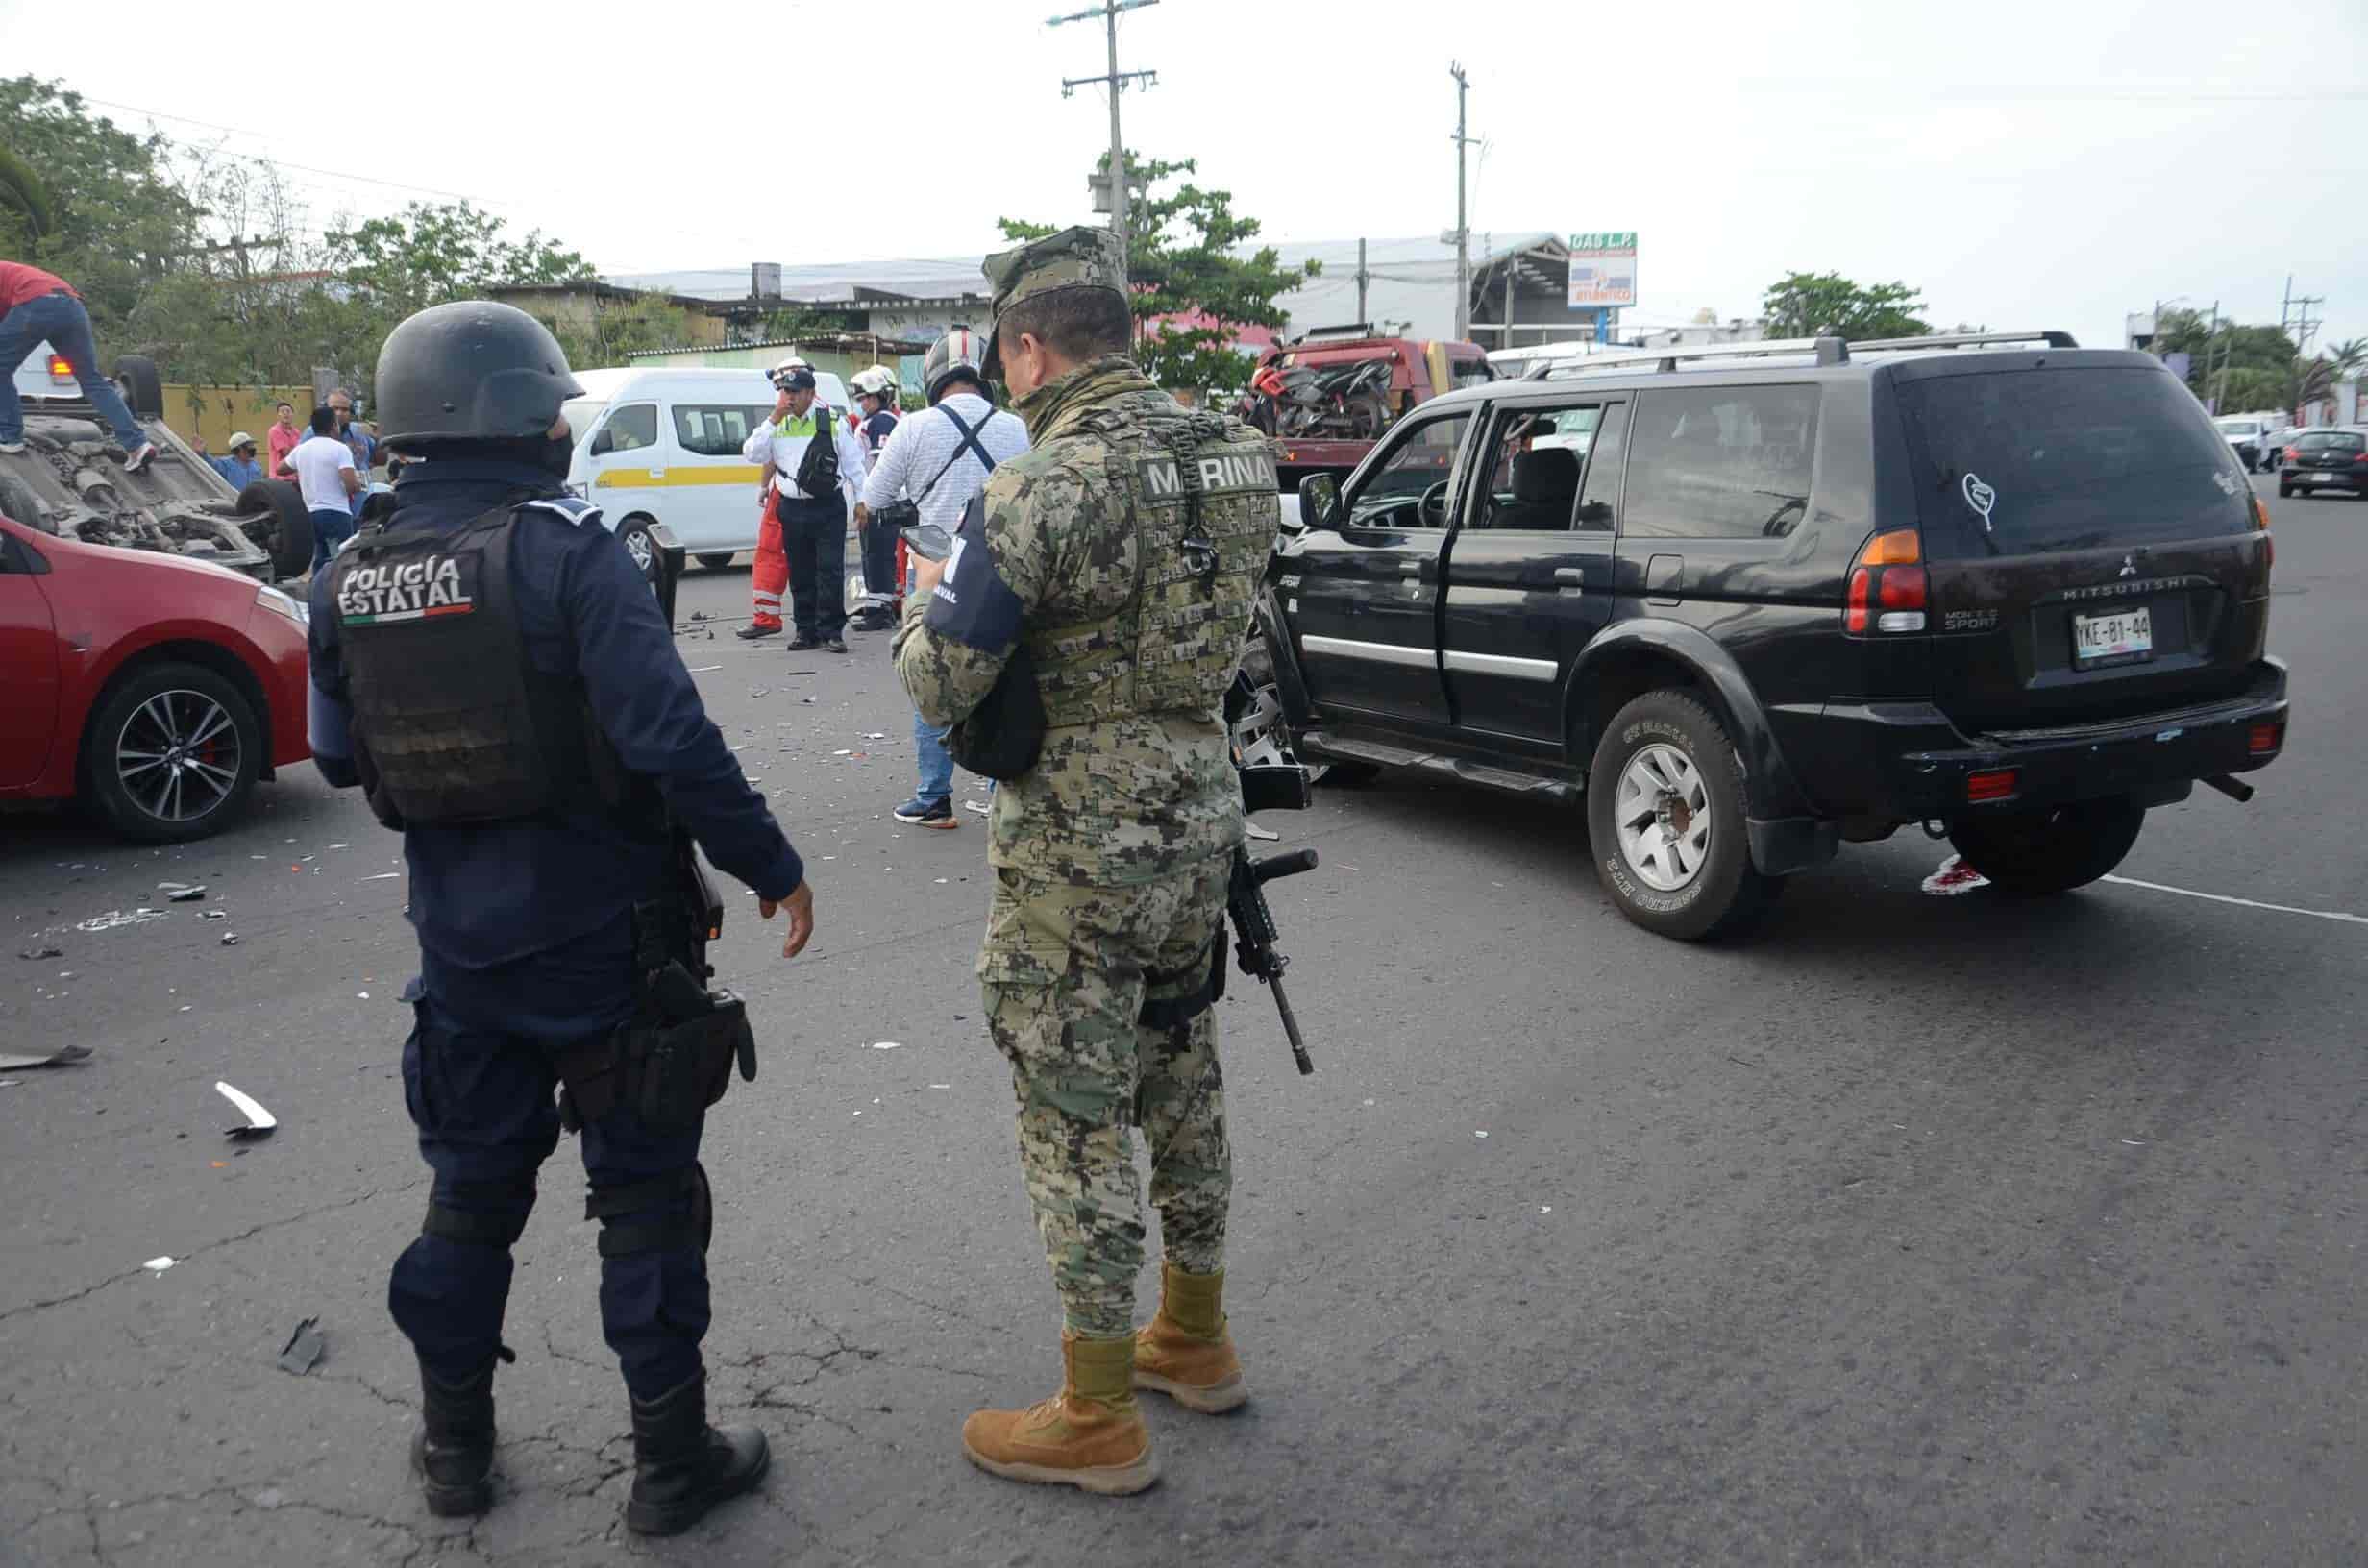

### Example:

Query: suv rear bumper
xmin=1813 ymin=657 xmax=2289 ymax=821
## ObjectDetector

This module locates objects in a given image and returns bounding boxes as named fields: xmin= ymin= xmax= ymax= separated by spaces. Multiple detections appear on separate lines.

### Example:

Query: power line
xmin=1050 ymin=0 xmax=1158 ymax=266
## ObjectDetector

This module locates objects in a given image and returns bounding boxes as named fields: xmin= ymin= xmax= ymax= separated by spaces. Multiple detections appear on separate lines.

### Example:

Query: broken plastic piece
xmin=1921 ymin=854 xmax=1991 ymax=896
xmin=0 ymin=1044 xmax=93 ymax=1070
xmin=216 ymin=1081 xmax=278 ymax=1139
xmin=277 ymin=1316 xmax=326 ymax=1375
xmin=166 ymin=886 xmax=207 ymax=903
xmin=869 ymin=1041 xmax=903 ymax=1051
xmin=143 ymin=1257 xmax=175 ymax=1272
xmin=221 ymin=934 xmax=240 ymax=947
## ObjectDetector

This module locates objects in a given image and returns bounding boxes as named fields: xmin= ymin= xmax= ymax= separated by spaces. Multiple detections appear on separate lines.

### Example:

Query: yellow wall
xmin=161 ymin=384 xmax=316 ymax=455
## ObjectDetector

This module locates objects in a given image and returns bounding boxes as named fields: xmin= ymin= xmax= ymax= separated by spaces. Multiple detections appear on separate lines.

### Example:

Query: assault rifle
xmin=1232 ymin=764 xmax=1320 ymax=1075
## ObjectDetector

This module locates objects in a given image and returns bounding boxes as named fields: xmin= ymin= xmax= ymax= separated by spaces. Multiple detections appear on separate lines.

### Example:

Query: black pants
xmin=859 ymin=509 xmax=899 ymax=603
xmin=389 ymin=995 xmax=710 ymax=1402
xmin=777 ymin=491 xmax=847 ymax=640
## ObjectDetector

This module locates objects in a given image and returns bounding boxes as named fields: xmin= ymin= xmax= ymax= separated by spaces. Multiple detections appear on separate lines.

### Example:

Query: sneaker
xmin=963 ymin=798 xmax=993 ymax=817
xmin=0 ymin=440 xmax=25 ymax=455
xmin=735 ymin=623 xmax=780 ymax=641
xmin=123 ymin=441 xmax=158 ymax=474
xmin=823 ymin=637 xmax=849 ymax=654
xmin=786 ymin=636 xmax=820 ymax=651
xmin=893 ymin=796 xmax=956 ymax=828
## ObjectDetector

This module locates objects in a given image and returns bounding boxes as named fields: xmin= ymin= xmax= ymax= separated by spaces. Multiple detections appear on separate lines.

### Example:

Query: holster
xmin=556 ymin=985 xmax=755 ymax=1134
xmin=945 ymin=643 xmax=1048 ymax=781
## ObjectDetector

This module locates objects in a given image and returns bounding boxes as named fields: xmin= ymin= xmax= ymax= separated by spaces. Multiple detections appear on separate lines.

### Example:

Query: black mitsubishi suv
xmin=1236 ymin=331 xmax=2290 ymax=940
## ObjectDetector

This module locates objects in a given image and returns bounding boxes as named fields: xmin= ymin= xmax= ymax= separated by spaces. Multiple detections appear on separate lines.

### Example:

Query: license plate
xmin=2311 ymin=471 xmax=2342 ymax=483
xmin=2074 ymin=605 xmax=2153 ymax=663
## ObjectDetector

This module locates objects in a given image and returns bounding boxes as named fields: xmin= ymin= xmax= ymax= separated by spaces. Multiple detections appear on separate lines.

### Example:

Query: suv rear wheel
xmin=1947 ymin=796 xmax=2144 ymax=896
xmin=1587 ymin=691 xmax=1777 ymax=940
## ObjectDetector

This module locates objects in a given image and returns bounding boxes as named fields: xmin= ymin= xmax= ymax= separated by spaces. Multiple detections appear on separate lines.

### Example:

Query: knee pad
xmin=421 ymin=1175 xmax=537 ymax=1248
xmin=586 ymin=1164 xmax=709 ymax=1259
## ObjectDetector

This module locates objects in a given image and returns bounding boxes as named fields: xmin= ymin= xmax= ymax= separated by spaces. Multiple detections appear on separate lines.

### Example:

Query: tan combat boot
xmin=961 ymin=1333 xmax=1157 ymax=1495
xmin=1133 ymin=1262 xmax=1247 ymax=1414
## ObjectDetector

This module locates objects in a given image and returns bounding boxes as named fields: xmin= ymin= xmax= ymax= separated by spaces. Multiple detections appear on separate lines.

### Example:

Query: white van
xmin=562 ymin=366 xmax=851 ymax=573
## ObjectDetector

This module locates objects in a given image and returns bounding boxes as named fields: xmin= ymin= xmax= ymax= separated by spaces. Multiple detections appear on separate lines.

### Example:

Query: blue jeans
xmin=310 ymin=507 xmax=355 ymax=574
xmin=0 ymin=290 xmax=147 ymax=453
xmin=914 ymin=706 xmax=954 ymax=807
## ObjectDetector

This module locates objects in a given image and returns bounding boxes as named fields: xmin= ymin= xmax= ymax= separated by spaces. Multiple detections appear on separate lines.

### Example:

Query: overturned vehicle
xmin=2 ymin=351 xmax=313 ymax=582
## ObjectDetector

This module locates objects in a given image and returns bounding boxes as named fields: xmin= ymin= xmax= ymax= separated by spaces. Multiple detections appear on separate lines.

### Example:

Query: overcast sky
xmin=7 ymin=0 xmax=2361 ymax=356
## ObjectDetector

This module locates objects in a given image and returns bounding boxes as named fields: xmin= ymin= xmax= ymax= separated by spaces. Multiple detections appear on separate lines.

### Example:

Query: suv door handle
xmin=1400 ymin=561 xmax=1424 ymax=576
xmin=1554 ymin=568 xmax=1585 ymax=586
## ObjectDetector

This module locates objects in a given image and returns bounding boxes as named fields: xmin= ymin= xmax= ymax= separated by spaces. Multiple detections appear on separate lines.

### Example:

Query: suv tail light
xmin=48 ymin=355 xmax=73 ymax=380
xmin=1966 ymin=769 xmax=2020 ymax=803
xmin=1845 ymin=528 xmax=1925 ymax=634
xmin=2249 ymin=721 xmax=2284 ymax=756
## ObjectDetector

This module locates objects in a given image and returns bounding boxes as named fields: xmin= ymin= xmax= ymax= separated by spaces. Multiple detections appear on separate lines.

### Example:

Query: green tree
xmin=326 ymin=200 xmax=590 ymax=320
xmin=999 ymin=153 xmax=1315 ymax=394
xmin=532 ymin=293 xmax=703 ymax=372
xmin=0 ymin=76 xmax=201 ymax=334
xmin=2154 ymin=309 xmax=2301 ymax=411
xmin=1761 ymin=270 xmax=1929 ymax=339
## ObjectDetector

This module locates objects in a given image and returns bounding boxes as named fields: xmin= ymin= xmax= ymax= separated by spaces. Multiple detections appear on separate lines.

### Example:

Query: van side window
xmin=591 ymin=403 xmax=658 ymax=456
xmin=1622 ymin=385 xmax=1819 ymax=539
xmin=672 ymin=404 xmax=771 ymax=457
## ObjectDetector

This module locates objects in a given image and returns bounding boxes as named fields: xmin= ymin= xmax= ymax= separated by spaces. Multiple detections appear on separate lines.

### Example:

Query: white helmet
xmin=924 ymin=327 xmax=988 ymax=403
xmin=851 ymin=366 xmax=897 ymax=403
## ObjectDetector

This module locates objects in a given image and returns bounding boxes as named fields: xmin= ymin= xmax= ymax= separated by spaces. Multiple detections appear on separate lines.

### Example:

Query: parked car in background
xmin=1245 ymin=330 xmax=2287 ymax=940
xmin=0 ymin=503 xmax=311 ymax=842
xmin=2277 ymin=428 xmax=2368 ymax=499
xmin=2213 ymin=414 xmax=2278 ymax=473
xmin=562 ymin=365 xmax=851 ymax=575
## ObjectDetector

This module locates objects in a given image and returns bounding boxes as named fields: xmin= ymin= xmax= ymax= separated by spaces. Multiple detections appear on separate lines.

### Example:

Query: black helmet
xmin=375 ymin=301 xmax=584 ymax=455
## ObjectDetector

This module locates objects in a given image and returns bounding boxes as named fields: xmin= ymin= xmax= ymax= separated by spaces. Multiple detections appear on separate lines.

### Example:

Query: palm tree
xmin=2297 ymin=337 xmax=2367 ymax=408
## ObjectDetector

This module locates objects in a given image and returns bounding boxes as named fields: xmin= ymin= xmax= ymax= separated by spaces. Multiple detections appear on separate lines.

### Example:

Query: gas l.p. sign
xmin=1567 ymin=232 xmax=1637 ymax=309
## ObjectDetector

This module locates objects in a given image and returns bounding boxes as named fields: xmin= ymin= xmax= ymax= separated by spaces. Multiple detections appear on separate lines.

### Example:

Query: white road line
xmin=2102 ymin=874 xmax=2368 ymax=927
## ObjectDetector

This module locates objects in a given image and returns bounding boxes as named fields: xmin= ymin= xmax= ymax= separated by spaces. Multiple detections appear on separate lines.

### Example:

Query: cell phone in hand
xmin=900 ymin=521 xmax=954 ymax=562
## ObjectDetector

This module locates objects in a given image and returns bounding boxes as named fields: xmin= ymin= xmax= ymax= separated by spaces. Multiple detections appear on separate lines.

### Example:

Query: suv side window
xmin=590 ymin=402 xmax=659 ymax=457
xmin=1623 ymin=384 xmax=1819 ymax=539
xmin=1574 ymin=402 xmax=1629 ymax=531
xmin=1473 ymin=404 xmax=1601 ymax=531
xmin=1346 ymin=411 xmax=1474 ymax=530
xmin=672 ymin=404 xmax=771 ymax=456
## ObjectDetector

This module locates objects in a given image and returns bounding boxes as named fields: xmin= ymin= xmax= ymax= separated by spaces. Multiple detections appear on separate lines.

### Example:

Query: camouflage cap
xmin=981 ymin=225 xmax=1128 ymax=379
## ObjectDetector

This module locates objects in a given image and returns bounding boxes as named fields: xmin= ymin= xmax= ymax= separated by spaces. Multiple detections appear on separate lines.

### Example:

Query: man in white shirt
xmin=287 ymin=404 xmax=362 ymax=573
xmin=855 ymin=328 xmax=1029 ymax=826
xmin=739 ymin=365 xmax=869 ymax=652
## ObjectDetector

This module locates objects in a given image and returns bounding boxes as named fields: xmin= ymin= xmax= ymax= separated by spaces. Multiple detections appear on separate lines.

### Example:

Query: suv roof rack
xmin=1524 ymin=336 xmax=1848 ymax=380
xmin=1852 ymin=329 xmax=2079 ymax=352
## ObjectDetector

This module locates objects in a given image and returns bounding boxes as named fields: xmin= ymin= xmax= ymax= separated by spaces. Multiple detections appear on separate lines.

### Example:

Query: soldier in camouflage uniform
xmin=894 ymin=227 xmax=1278 ymax=1495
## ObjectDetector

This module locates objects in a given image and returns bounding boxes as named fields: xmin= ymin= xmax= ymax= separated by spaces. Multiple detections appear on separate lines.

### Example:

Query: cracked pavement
xmin=4 ymin=502 xmax=2366 ymax=1564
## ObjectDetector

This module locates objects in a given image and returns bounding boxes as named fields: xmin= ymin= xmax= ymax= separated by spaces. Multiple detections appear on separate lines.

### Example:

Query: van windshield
xmin=560 ymin=396 xmax=609 ymax=444
xmin=1896 ymin=367 xmax=2251 ymax=555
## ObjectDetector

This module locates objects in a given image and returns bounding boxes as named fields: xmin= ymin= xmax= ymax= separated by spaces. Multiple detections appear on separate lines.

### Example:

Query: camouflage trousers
xmin=980 ymin=853 xmax=1233 ymax=1340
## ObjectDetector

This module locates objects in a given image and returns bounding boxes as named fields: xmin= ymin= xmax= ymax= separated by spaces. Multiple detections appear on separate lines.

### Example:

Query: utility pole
xmin=1449 ymin=63 xmax=1473 ymax=341
xmin=1355 ymin=237 xmax=1369 ymax=328
xmin=1054 ymin=0 xmax=1158 ymax=268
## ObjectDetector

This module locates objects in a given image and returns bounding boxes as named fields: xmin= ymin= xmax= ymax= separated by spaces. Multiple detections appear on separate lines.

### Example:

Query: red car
xmin=0 ymin=508 xmax=312 ymax=842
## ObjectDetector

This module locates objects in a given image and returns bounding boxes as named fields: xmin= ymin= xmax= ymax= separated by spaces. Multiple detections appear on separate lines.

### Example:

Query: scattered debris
xmin=276 ymin=1317 xmax=326 ymax=1376
xmin=0 ymin=1044 xmax=92 ymax=1070
xmin=869 ymin=1041 xmax=903 ymax=1051
xmin=358 ymin=991 xmax=371 ymax=1000
xmin=166 ymin=886 xmax=208 ymax=903
xmin=861 ymin=732 xmax=887 ymax=741
xmin=929 ymin=1084 xmax=950 ymax=1090
xmin=689 ymin=611 xmax=711 ymax=622
xmin=75 ymin=908 xmax=168 ymax=933
xmin=687 ymin=664 xmax=723 ymax=674
xmin=360 ymin=872 xmax=401 ymax=882
xmin=216 ymin=1081 xmax=278 ymax=1139
xmin=143 ymin=1257 xmax=175 ymax=1273
xmin=0 ymin=1081 xmax=18 ymax=1090
xmin=1474 ymin=1130 xmax=1490 ymax=1139
xmin=330 ymin=843 xmax=349 ymax=849
xmin=1246 ymin=821 xmax=1281 ymax=842
xmin=198 ymin=909 xmax=227 ymax=920
xmin=17 ymin=944 xmax=63 ymax=961
xmin=1541 ymin=1206 xmax=1553 ymax=1214
xmin=221 ymin=934 xmax=239 ymax=946
xmin=1922 ymin=854 xmax=1990 ymax=896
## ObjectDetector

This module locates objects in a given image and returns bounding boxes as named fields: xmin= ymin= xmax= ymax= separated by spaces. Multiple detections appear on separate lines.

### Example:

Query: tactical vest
xmin=1028 ymin=404 xmax=1276 ymax=726
xmin=329 ymin=503 xmax=629 ymax=830
xmin=791 ymin=411 xmax=840 ymax=499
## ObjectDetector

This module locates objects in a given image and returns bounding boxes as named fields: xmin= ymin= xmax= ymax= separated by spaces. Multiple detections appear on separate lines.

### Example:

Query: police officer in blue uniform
xmin=308 ymin=301 xmax=818 ymax=1535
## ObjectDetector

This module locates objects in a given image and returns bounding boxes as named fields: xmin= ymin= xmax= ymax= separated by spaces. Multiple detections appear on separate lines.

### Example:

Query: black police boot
xmin=411 ymin=1358 xmax=499 ymax=1517
xmin=624 ymin=1371 xmax=770 ymax=1536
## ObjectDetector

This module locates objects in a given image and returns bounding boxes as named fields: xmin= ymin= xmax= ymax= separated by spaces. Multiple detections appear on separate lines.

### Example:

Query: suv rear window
xmin=2296 ymin=430 xmax=2364 ymax=453
xmin=1896 ymin=367 xmax=2250 ymax=555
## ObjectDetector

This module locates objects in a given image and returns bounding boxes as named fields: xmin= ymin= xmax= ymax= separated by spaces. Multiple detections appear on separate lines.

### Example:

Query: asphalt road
xmin=2 ymin=480 xmax=2361 ymax=1567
